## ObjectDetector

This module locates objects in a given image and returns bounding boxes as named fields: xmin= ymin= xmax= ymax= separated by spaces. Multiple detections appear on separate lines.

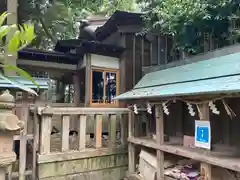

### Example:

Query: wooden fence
xmin=9 ymin=104 xmax=129 ymax=180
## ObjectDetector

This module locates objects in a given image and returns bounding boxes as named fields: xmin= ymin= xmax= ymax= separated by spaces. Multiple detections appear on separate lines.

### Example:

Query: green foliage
xmin=0 ymin=12 xmax=38 ymax=95
xmin=19 ymin=0 xmax=137 ymax=50
xmin=139 ymin=0 xmax=239 ymax=53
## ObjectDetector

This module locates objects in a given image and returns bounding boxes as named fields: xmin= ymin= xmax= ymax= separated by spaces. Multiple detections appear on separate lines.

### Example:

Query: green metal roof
xmin=0 ymin=76 xmax=49 ymax=90
xmin=115 ymin=52 xmax=240 ymax=100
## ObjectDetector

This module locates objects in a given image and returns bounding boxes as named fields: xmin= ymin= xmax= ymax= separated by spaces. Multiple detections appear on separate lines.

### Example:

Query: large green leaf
xmin=2 ymin=64 xmax=40 ymax=90
xmin=0 ymin=72 xmax=38 ymax=96
xmin=0 ymin=12 xmax=11 ymax=27
xmin=0 ymin=25 xmax=9 ymax=39
xmin=7 ymin=30 xmax=20 ymax=53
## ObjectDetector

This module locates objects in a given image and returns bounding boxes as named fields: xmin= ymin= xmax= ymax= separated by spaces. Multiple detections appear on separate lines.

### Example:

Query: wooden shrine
xmin=116 ymin=45 xmax=240 ymax=180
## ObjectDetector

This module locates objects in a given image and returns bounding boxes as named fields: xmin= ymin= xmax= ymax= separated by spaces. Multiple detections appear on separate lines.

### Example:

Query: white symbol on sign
xmin=201 ymin=130 xmax=204 ymax=138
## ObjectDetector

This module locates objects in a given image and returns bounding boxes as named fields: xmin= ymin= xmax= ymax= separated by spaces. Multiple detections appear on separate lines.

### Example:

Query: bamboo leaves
xmin=0 ymin=12 xmax=37 ymax=95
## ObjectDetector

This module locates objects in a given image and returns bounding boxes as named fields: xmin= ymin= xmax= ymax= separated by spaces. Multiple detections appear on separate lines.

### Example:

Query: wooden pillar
xmin=73 ymin=73 xmax=80 ymax=106
xmin=141 ymin=36 xmax=145 ymax=67
xmin=19 ymin=92 xmax=28 ymax=180
xmin=6 ymin=0 xmax=18 ymax=76
xmin=85 ymin=54 xmax=91 ymax=107
xmin=128 ymin=111 xmax=136 ymax=174
xmin=157 ymin=36 xmax=161 ymax=65
xmin=119 ymin=34 xmax=126 ymax=107
xmin=155 ymin=105 xmax=164 ymax=180
xmin=199 ymin=103 xmax=212 ymax=180
xmin=133 ymin=35 xmax=136 ymax=86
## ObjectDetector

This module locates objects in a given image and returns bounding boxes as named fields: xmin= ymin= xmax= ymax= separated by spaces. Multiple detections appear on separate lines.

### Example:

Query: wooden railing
xmin=37 ymin=107 xmax=130 ymax=155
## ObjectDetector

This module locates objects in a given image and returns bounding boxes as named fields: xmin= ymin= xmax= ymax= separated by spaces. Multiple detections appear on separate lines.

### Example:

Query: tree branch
xmin=35 ymin=3 xmax=58 ymax=44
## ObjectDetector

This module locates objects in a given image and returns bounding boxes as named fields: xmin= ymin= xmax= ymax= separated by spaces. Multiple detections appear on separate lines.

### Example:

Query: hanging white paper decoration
xmin=146 ymin=103 xmax=152 ymax=114
xmin=187 ymin=103 xmax=195 ymax=116
xmin=133 ymin=104 xmax=139 ymax=114
xmin=209 ymin=101 xmax=220 ymax=115
xmin=162 ymin=102 xmax=170 ymax=115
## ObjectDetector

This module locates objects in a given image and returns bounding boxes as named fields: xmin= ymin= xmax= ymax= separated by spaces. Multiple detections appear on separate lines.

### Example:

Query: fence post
xmin=95 ymin=114 xmax=103 ymax=148
xmin=78 ymin=115 xmax=87 ymax=150
xmin=39 ymin=107 xmax=53 ymax=154
xmin=108 ymin=114 xmax=117 ymax=149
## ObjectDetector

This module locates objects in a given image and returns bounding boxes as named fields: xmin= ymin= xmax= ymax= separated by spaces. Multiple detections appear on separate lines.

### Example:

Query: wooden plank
xmin=19 ymin=92 xmax=29 ymax=180
xmin=155 ymin=105 xmax=164 ymax=180
xmin=40 ymin=115 xmax=52 ymax=154
xmin=129 ymin=137 xmax=240 ymax=173
xmin=95 ymin=114 xmax=103 ymax=148
xmin=78 ymin=115 xmax=87 ymax=150
xmin=61 ymin=115 xmax=70 ymax=151
xmin=199 ymin=103 xmax=212 ymax=180
xmin=120 ymin=114 xmax=128 ymax=146
xmin=128 ymin=111 xmax=135 ymax=173
xmin=108 ymin=114 xmax=117 ymax=148
xmin=39 ymin=107 xmax=130 ymax=115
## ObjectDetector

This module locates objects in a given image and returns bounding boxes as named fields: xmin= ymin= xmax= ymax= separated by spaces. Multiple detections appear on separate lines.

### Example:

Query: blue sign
xmin=195 ymin=120 xmax=211 ymax=149
xmin=196 ymin=126 xmax=209 ymax=143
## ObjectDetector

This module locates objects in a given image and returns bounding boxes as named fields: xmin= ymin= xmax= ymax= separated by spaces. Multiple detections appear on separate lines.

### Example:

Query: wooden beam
xmin=39 ymin=107 xmax=130 ymax=115
xmin=6 ymin=0 xmax=18 ymax=75
xmin=199 ymin=103 xmax=212 ymax=180
xmin=128 ymin=137 xmax=240 ymax=172
xmin=155 ymin=105 xmax=164 ymax=180
xmin=32 ymin=106 xmax=39 ymax=180
xmin=19 ymin=92 xmax=29 ymax=180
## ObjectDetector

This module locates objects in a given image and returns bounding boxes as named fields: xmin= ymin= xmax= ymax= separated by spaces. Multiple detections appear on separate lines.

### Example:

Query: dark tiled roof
xmin=55 ymin=39 xmax=125 ymax=58
xmin=19 ymin=48 xmax=80 ymax=65
xmin=95 ymin=11 xmax=143 ymax=41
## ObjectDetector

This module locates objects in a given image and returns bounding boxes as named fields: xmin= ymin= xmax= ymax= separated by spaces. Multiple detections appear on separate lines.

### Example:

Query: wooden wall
xmin=147 ymin=98 xmax=240 ymax=148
